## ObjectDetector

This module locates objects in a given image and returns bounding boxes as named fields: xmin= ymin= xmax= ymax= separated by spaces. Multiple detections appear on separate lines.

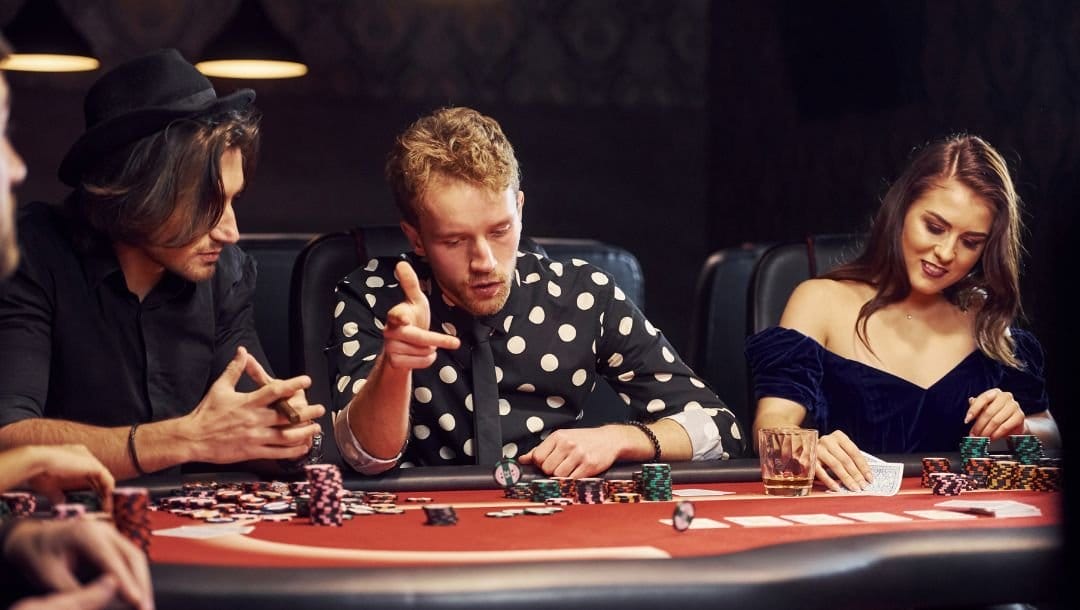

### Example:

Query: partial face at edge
xmin=403 ymin=178 xmax=523 ymax=317
xmin=0 ymin=76 xmax=28 ymax=279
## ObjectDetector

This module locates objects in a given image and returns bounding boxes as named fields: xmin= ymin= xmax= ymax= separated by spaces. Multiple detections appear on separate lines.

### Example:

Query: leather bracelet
xmin=128 ymin=423 xmax=148 ymax=476
xmin=626 ymin=420 xmax=661 ymax=463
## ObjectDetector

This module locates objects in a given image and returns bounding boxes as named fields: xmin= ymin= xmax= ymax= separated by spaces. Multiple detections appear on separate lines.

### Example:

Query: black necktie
xmin=471 ymin=321 xmax=502 ymax=466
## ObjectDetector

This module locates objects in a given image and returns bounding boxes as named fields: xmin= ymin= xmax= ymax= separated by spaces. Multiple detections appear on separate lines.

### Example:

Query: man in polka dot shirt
xmin=329 ymin=107 xmax=747 ymax=477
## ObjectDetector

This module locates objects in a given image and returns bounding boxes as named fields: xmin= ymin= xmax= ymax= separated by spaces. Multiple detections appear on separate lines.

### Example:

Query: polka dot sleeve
xmin=324 ymin=257 xmax=402 ymax=413
xmin=592 ymin=267 xmax=746 ymax=459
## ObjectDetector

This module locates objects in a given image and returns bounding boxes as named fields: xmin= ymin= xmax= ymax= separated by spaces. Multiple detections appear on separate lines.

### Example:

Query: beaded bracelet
xmin=626 ymin=420 xmax=662 ymax=463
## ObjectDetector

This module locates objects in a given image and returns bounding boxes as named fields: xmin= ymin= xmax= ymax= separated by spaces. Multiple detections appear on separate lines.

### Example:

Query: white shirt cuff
xmin=664 ymin=408 xmax=727 ymax=460
xmin=333 ymin=406 xmax=402 ymax=475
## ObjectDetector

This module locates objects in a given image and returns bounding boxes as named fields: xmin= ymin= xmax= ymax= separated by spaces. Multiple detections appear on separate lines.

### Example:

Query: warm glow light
xmin=195 ymin=59 xmax=308 ymax=79
xmin=0 ymin=54 xmax=100 ymax=72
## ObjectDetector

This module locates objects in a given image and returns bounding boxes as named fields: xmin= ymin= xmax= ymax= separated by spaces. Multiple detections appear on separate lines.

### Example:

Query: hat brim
xmin=58 ymin=88 xmax=255 ymax=187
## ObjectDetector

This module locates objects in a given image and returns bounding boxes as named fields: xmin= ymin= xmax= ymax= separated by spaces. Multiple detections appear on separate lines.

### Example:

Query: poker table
xmin=140 ymin=456 xmax=1064 ymax=609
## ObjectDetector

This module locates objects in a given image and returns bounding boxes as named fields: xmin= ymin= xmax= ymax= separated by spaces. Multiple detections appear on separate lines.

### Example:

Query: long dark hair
xmin=824 ymin=134 xmax=1024 ymax=368
xmin=67 ymin=107 xmax=260 ymax=248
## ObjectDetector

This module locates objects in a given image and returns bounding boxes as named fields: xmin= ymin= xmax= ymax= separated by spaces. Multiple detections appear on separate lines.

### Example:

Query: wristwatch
xmin=278 ymin=431 xmax=324 ymax=472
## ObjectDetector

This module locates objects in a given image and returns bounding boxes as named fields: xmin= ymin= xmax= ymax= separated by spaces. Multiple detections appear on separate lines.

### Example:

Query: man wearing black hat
xmin=0 ymin=48 xmax=324 ymax=479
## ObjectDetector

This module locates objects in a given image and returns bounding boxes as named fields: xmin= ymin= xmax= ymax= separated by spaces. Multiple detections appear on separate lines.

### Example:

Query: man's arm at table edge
xmin=0 ymin=417 xmax=196 ymax=480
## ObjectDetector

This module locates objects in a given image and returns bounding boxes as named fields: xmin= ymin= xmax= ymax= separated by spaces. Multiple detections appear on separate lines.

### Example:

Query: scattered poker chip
xmin=672 ymin=500 xmax=695 ymax=532
xmin=523 ymin=507 xmax=560 ymax=516
xmin=422 ymin=504 xmax=458 ymax=525
xmin=493 ymin=458 xmax=522 ymax=488
xmin=545 ymin=497 xmax=573 ymax=506
xmin=406 ymin=497 xmax=433 ymax=503
xmin=486 ymin=511 xmax=516 ymax=518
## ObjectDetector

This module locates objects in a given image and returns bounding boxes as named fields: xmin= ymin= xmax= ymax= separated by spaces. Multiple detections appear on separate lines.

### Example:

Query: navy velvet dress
xmin=745 ymin=327 xmax=1049 ymax=454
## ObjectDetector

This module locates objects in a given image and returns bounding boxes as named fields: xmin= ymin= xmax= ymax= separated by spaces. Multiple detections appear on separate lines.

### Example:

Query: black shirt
xmin=0 ymin=202 xmax=267 ymax=429
xmin=328 ymin=251 xmax=747 ymax=468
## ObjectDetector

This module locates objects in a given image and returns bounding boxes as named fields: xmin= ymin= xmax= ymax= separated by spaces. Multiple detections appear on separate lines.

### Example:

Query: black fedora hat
xmin=58 ymin=48 xmax=255 ymax=187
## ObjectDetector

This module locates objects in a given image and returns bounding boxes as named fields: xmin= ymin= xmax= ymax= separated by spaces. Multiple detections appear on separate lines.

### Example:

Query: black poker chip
xmin=672 ymin=500 xmax=695 ymax=532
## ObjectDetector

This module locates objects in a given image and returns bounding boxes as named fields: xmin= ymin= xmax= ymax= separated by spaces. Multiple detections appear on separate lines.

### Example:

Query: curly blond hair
xmin=386 ymin=107 xmax=520 ymax=226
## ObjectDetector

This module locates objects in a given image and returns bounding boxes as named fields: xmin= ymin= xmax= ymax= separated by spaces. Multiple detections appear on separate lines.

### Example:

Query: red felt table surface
xmin=148 ymin=477 xmax=1061 ymax=568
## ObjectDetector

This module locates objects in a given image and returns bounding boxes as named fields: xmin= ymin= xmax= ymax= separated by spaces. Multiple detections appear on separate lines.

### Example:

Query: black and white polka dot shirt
xmin=327 ymin=251 xmax=746 ymax=472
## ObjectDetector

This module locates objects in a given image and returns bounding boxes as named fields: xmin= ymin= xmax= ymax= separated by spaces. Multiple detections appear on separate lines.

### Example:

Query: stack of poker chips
xmin=921 ymin=457 xmax=951 ymax=487
xmin=1034 ymin=467 xmax=1063 ymax=492
xmin=1007 ymin=434 xmax=1044 ymax=465
xmin=112 ymin=487 xmax=151 ymax=552
xmin=987 ymin=459 xmax=1019 ymax=490
xmin=605 ymin=479 xmax=637 ymax=497
xmin=64 ymin=490 xmax=103 ymax=512
xmin=575 ymin=478 xmax=606 ymax=504
xmin=551 ymin=476 xmax=576 ymax=498
xmin=959 ymin=436 xmax=990 ymax=460
xmin=51 ymin=503 xmax=88 ymax=520
xmin=929 ymin=472 xmax=967 ymax=496
xmin=505 ymin=482 xmax=533 ymax=500
xmin=963 ymin=457 xmax=994 ymax=489
xmin=529 ymin=479 xmax=562 ymax=503
xmin=640 ymin=463 xmax=672 ymax=501
xmin=422 ymin=504 xmax=458 ymax=526
xmin=0 ymin=491 xmax=36 ymax=517
xmin=304 ymin=463 xmax=343 ymax=526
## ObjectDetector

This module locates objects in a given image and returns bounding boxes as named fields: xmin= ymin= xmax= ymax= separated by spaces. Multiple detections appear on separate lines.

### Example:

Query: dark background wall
xmin=3 ymin=0 xmax=1074 ymax=443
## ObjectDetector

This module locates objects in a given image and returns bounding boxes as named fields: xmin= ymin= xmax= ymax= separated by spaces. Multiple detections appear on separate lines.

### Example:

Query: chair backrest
xmin=686 ymin=242 xmax=774 ymax=431
xmin=748 ymin=233 xmax=864 ymax=334
xmin=238 ymin=233 xmax=318 ymax=377
xmin=289 ymin=225 xmax=648 ymax=461
xmin=532 ymin=237 xmax=645 ymax=310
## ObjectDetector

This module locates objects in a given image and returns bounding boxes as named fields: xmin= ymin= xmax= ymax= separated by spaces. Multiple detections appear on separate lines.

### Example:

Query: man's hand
xmin=382 ymin=261 xmax=460 ymax=370
xmin=3 ymin=519 xmax=153 ymax=610
xmin=181 ymin=346 xmax=325 ymax=464
xmin=519 ymin=427 xmax=625 ymax=478
xmin=813 ymin=430 xmax=872 ymax=491
xmin=965 ymin=388 xmax=1025 ymax=440
xmin=22 ymin=445 xmax=115 ymax=512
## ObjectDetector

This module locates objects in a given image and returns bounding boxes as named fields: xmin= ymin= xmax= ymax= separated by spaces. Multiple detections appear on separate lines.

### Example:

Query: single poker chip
xmin=672 ymin=500 xmax=695 ymax=532
xmin=486 ymin=511 xmax=516 ymax=518
xmin=406 ymin=497 xmax=433 ymax=503
xmin=492 ymin=458 xmax=522 ymax=488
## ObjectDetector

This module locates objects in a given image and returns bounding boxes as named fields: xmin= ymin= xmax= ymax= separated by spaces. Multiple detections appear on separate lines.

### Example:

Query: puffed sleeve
xmin=745 ymin=327 xmax=826 ymax=420
xmin=324 ymin=260 xmax=398 ymax=413
xmin=1002 ymin=328 xmax=1049 ymax=415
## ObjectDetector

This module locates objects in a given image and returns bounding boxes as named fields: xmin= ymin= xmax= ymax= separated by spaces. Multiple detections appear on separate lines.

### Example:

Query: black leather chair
xmin=686 ymin=242 xmax=774 ymax=432
xmin=742 ymin=233 xmax=864 ymax=432
xmin=747 ymin=233 xmax=864 ymax=333
xmin=289 ymin=226 xmax=647 ymax=464
xmin=238 ymin=233 xmax=318 ymax=377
